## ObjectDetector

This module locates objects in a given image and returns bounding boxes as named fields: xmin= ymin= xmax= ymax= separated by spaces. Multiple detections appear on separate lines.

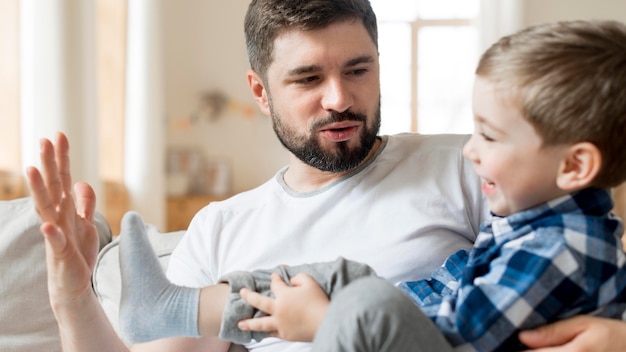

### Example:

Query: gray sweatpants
xmin=217 ymin=257 xmax=377 ymax=343
xmin=217 ymin=258 xmax=453 ymax=351
xmin=312 ymin=276 xmax=454 ymax=352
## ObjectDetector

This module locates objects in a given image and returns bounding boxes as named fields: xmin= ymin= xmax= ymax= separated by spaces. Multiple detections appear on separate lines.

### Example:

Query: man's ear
xmin=556 ymin=142 xmax=601 ymax=191
xmin=247 ymin=69 xmax=271 ymax=116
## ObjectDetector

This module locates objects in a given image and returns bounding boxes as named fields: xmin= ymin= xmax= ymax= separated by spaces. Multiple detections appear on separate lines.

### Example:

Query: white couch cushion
xmin=0 ymin=197 xmax=111 ymax=352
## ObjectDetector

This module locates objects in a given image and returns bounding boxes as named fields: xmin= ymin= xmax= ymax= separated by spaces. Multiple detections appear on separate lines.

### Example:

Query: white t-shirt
xmin=167 ymin=133 xmax=488 ymax=352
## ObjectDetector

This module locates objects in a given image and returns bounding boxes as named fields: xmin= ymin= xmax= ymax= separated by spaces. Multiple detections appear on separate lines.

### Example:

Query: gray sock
xmin=118 ymin=211 xmax=200 ymax=344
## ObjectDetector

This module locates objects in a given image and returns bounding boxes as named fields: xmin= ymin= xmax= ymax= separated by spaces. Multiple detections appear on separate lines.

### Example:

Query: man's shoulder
xmin=387 ymin=132 xmax=470 ymax=148
xmin=381 ymin=133 xmax=470 ymax=162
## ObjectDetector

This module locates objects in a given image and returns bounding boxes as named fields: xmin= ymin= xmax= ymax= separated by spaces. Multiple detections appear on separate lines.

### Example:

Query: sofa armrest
xmin=0 ymin=197 xmax=112 ymax=352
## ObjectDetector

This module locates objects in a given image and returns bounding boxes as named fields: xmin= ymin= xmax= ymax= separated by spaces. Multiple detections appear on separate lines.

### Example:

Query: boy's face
xmin=258 ymin=19 xmax=381 ymax=172
xmin=463 ymin=77 xmax=570 ymax=216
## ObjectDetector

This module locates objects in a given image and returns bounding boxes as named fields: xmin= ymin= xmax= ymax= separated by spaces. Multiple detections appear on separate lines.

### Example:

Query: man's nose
xmin=321 ymin=78 xmax=353 ymax=113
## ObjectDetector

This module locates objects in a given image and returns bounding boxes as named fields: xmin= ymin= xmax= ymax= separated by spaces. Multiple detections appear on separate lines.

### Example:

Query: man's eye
xmin=295 ymin=76 xmax=319 ymax=84
xmin=350 ymin=68 xmax=367 ymax=76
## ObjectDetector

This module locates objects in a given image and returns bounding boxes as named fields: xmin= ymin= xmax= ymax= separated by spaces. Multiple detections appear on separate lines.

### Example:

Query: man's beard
xmin=271 ymin=102 xmax=381 ymax=173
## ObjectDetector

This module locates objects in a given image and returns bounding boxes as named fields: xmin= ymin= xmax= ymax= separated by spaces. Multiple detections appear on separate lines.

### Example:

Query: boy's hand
xmin=26 ymin=132 xmax=99 ymax=308
xmin=238 ymin=273 xmax=330 ymax=342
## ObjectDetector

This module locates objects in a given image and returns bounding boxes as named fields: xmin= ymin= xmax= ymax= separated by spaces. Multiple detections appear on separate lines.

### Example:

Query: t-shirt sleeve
xmin=166 ymin=205 xmax=218 ymax=287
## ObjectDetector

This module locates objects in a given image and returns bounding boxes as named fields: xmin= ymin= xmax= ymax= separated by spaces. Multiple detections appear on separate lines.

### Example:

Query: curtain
xmin=19 ymin=0 xmax=166 ymax=230
xmin=124 ymin=0 xmax=166 ymax=229
xmin=20 ymin=0 xmax=102 ymax=209
xmin=478 ymin=0 xmax=524 ymax=51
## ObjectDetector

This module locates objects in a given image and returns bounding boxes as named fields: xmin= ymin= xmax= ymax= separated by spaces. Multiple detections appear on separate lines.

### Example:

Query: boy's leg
xmin=118 ymin=212 xmax=211 ymax=344
xmin=311 ymin=277 xmax=453 ymax=352
xmin=218 ymin=257 xmax=377 ymax=343
xmin=118 ymin=211 xmax=376 ymax=345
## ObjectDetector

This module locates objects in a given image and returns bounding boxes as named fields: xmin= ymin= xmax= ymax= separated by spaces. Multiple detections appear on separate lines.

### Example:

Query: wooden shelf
xmin=166 ymin=195 xmax=229 ymax=232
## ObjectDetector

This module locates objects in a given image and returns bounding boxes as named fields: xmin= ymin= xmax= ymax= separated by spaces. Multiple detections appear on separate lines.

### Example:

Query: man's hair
xmin=244 ymin=0 xmax=378 ymax=81
xmin=477 ymin=20 xmax=626 ymax=188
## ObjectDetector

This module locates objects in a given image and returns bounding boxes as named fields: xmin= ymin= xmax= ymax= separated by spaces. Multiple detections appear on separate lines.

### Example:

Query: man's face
xmin=264 ymin=19 xmax=381 ymax=172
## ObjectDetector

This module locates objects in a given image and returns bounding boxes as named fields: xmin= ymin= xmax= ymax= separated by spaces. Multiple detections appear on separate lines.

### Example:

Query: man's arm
xmin=520 ymin=316 xmax=626 ymax=352
xmin=26 ymin=133 xmax=129 ymax=351
xmin=27 ymin=133 xmax=230 ymax=352
xmin=133 ymin=337 xmax=232 ymax=352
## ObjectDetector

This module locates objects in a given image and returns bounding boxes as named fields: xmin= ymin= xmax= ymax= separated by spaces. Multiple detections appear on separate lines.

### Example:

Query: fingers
xmin=26 ymin=166 xmax=56 ymax=222
xmin=519 ymin=316 xmax=586 ymax=348
xmin=238 ymin=287 xmax=280 ymax=333
xmin=40 ymin=222 xmax=68 ymax=256
xmin=270 ymin=272 xmax=290 ymax=293
xmin=27 ymin=133 xmax=77 ymax=222
xmin=74 ymin=182 xmax=96 ymax=222
xmin=238 ymin=316 xmax=278 ymax=333
xmin=54 ymin=132 xmax=73 ymax=195
xmin=240 ymin=287 xmax=275 ymax=314
xmin=40 ymin=138 xmax=64 ymax=204
xmin=290 ymin=273 xmax=316 ymax=287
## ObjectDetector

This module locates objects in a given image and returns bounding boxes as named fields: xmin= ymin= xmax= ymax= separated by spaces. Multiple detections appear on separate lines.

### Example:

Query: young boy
xmin=118 ymin=19 xmax=626 ymax=351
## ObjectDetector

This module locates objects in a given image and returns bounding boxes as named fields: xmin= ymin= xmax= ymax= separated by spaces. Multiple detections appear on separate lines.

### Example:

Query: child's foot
xmin=118 ymin=211 xmax=200 ymax=344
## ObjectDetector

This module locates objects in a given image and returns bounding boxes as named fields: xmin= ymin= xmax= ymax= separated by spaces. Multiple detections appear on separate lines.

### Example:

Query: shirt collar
xmin=485 ymin=188 xmax=613 ymax=243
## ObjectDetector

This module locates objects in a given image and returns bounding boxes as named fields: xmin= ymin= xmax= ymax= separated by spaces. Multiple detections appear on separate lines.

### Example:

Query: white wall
xmin=523 ymin=0 xmax=626 ymax=25
xmin=160 ymin=0 xmax=626 ymax=194
xmin=162 ymin=0 xmax=288 ymax=194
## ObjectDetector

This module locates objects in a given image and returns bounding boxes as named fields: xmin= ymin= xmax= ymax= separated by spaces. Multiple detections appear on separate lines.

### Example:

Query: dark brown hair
xmin=244 ymin=0 xmax=378 ymax=81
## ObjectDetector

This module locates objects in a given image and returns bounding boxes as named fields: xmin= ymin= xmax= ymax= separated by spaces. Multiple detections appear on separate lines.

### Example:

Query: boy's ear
xmin=247 ymin=69 xmax=271 ymax=116
xmin=556 ymin=142 xmax=601 ymax=191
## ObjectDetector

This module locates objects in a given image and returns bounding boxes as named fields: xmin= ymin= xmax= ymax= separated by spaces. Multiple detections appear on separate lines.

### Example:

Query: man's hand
xmin=520 ymin=315 xmax=626 ymax=352
xmin=237 ymin=273 xmax=330 ymax=342
xmin=26 ymin=132 xmax=100 ymax=307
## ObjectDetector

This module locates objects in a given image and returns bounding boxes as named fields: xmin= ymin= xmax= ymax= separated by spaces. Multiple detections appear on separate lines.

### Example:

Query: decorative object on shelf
xmin=0 ymin=171 xmax=26 ymax=200
xmin=166 ymin=148 xmax=232 ymax=197
xmin=168 ymin=89 xmax=259 ymax=131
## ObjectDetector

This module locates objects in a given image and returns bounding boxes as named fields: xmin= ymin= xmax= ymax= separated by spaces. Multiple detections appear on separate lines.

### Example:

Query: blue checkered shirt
xmin=398 ymin=188 xmax=626 ymax=352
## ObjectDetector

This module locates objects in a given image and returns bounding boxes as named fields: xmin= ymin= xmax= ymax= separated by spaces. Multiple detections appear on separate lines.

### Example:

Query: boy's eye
xmin=480 ymin=133 xmax=495 ymax=142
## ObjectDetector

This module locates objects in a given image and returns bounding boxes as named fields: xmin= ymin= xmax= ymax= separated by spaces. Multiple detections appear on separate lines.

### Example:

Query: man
xmin=27 ymin=0 xmax=485 ymax=351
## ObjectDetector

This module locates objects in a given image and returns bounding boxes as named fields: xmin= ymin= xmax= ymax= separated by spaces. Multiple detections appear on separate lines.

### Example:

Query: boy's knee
xmin=332 ymin=277 xmax=407 ymax=316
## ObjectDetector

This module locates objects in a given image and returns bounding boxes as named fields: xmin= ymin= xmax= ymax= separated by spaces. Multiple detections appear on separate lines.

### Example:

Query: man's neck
xmin=282 ymin=138 xmax=382 ymax=193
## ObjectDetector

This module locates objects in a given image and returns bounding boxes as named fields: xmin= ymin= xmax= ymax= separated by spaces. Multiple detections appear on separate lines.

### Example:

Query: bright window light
xmin=371 ymin=0 xmax=480 ymax=135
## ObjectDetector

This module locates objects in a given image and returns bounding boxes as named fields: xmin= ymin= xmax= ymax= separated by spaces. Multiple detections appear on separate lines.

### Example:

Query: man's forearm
xmin=52 ymin=291 xmax=129 ymax=352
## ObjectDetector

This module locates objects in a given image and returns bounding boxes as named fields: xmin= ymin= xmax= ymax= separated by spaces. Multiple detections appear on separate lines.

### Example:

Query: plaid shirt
xmin=398 ymin=188 xmax=626 ymax=352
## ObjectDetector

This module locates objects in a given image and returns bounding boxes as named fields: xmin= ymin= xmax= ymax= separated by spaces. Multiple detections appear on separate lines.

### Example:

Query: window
xmin=0 ymin=0 xmax=27 ymax=200
xmin=0 ymin=0 xmax=21 ymax=175
xmin=371 ymin=0 xmax=480 ymax=135
xmin=96 ymin=0 xmax=128 ymax=235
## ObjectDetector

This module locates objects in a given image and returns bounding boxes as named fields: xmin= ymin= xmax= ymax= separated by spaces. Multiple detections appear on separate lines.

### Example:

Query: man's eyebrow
xmin=345 ymin=55 xmax=375 ymax=67
xmin=286 ymin=56 xmax=375 ymax=77
xmin=287 ymin=65 xmax=322 ymax=77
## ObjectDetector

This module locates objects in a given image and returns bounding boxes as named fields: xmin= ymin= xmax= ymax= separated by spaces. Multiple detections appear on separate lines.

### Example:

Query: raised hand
xmin=26 ymin=132 xmax=99 ymax=306
xmin=238 ymin=273 xmax=330 ymax=342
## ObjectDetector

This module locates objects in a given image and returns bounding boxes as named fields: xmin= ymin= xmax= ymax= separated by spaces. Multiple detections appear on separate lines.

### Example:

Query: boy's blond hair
xmin=477 ymin=20 xmax=626 ymax=188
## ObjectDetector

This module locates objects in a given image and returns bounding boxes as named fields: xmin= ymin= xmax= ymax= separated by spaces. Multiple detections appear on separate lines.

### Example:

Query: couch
xmin=93 ymin=224 xmax=251 ymax=352
xmin=0 ymin=197 xmax=185 ymax=351
xmin=0 ymin=197 xmax=112 ymax=352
